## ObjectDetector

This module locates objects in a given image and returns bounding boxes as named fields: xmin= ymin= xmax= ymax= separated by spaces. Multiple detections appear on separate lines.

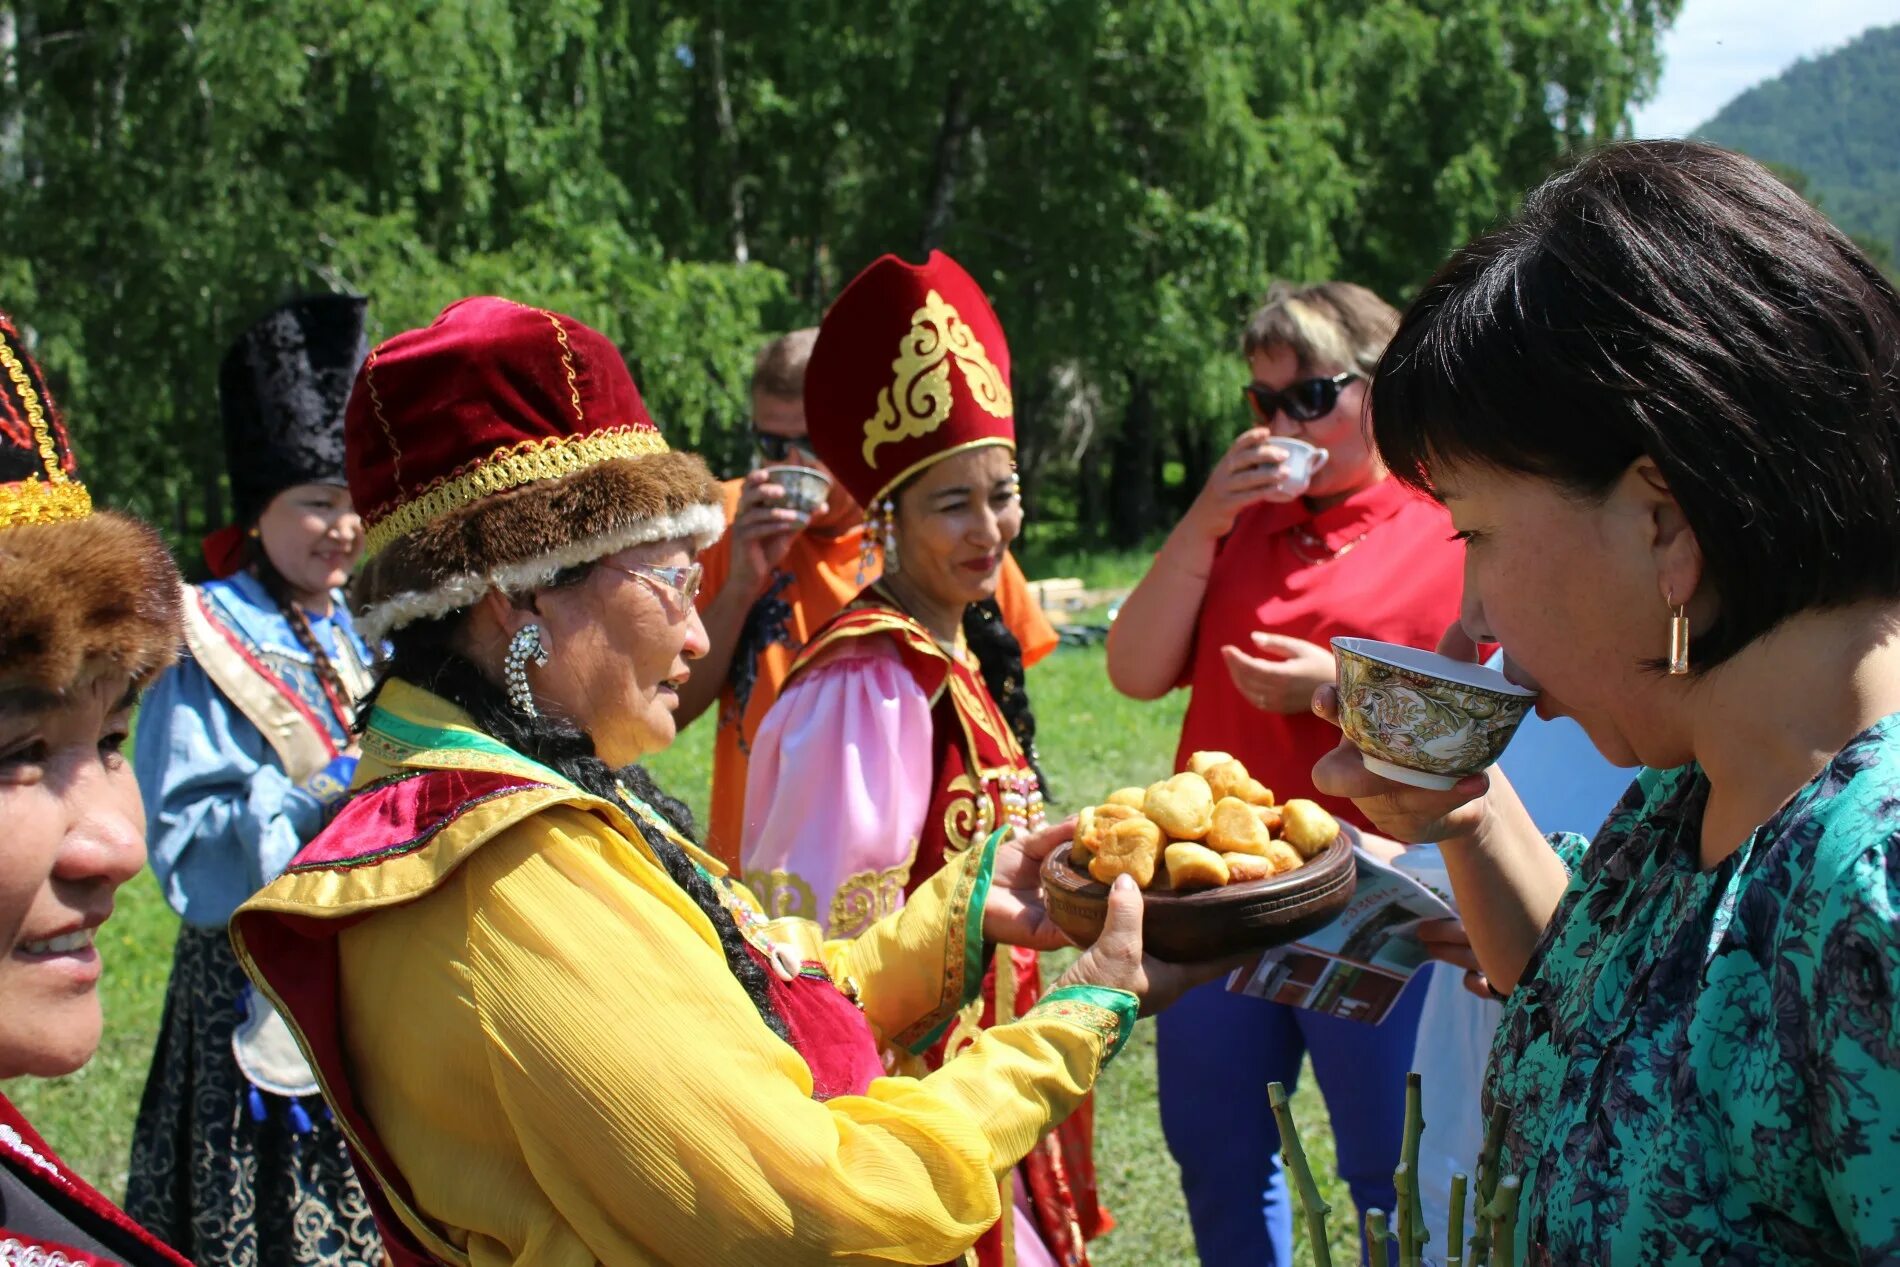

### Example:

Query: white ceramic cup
xmin=1258 ymin=437 xmax=1330 ymax=502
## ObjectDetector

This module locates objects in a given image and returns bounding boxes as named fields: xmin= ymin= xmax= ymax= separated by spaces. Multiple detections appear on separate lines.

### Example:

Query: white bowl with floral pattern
xmin=1331 ymin=637 xmax=1537 ymax=790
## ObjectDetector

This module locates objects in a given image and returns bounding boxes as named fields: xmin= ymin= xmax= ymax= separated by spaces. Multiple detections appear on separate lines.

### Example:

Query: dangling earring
xmin=1667 ymin=593 xmax=1690 ymax=676
xmin=506 ymin=623 xmax=550 ymax=716
xmin=881 ymin=500 xmax=900 ymax=576
xmin=858 ymin=498 xmax=898 ymax=584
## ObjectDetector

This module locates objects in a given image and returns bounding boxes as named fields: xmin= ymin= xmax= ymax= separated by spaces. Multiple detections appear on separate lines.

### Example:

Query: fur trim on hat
xmin=353 ymin=449 xmax=725 ymax=642
xmin=0 ymin=511 xmax=184 ymax=696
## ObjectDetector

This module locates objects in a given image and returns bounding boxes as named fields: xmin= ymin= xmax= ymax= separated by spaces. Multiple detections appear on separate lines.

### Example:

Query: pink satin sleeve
xmin=740 ymin=638 xmax=936 ymax=933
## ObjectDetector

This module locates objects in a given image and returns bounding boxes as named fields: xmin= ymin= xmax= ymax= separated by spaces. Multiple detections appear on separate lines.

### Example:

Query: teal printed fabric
xmin=1487 ymin=715 xmax=1900 ymax=1264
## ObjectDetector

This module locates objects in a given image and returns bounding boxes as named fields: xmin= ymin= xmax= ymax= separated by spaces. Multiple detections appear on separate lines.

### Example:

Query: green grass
xmin=5 ymin=643 xmax=1357 ymax=1266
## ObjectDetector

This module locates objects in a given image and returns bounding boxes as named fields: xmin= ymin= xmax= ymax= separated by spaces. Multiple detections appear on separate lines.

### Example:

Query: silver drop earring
xmin=505 ymin=623 xmax=550 ymax=717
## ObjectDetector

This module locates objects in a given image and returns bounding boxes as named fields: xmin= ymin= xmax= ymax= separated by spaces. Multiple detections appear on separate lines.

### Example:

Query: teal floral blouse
xmin=1487 ymin=714 xmax=1900 ymax=1264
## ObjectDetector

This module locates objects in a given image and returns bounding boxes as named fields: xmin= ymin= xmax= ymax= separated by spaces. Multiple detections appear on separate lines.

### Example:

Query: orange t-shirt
xmin=696 ymin=479 xmax=1059 ymax=869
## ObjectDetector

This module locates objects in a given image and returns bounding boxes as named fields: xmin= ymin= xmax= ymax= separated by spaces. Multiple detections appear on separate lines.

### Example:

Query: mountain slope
xmin=1695 ymin=22 xmax=1900 ymax=260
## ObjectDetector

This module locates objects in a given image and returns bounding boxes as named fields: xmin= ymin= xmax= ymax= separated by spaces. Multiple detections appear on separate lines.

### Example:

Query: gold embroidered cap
xmin=0 ymin=311 xmax=92 ymax=530
xmin=0 ymin=309 xmax=183 ymax=694
xmin=804 ymin=251 xmax=1015 ymax=509
xmin=344 ymin=297 xmax=724 ymax=640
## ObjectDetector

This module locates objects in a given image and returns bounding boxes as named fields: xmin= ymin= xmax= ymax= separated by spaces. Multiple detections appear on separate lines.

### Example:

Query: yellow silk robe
xmin=234 ymin=680 xmax=1135 ymax=1267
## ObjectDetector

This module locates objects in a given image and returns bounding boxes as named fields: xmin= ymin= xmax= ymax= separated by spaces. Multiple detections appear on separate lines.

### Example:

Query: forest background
xmin=1 ymin=0 xmax=1688 ymax=558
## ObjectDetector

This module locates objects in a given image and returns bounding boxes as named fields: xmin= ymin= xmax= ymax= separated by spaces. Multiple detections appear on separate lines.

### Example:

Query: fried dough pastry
xmin=1075 ymin=802 xmax=1143 ymax=867
xmin=1279 ymin=799 xmax=1340 ymax=858
xmin=1222 ymin=852 xmax=1275 ymax=883
xmin=1207 ymin=796 xmax=1273 ymax=856
xmin=1105 ymin=786 xmax=1148 ymax=810
xmin=1088 ymin=813 xmax=1164 ymax=888
xmin=1264 ymin=839 xmax=1305 ymax=875
xmin=1194 ymin=760 xmax=1243 ymax=801
xmin=1186 ymin=750 xmax=1236 ymax=777
xmin=1253 ymin=803 xmax=1284 ymax=834
xmin=1143 ymin=772 xmax=1215 ymax=841
xmin=1164 ymin=842 xmax=1230 ymax=891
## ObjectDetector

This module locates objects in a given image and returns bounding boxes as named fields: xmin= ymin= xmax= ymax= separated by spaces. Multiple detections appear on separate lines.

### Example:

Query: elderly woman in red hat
xmin=740 ymin=251 xmax=1106 ymax=1267
xmin=231 ymin=296 xmax=1216 ymax=1266
xmin=0 ymin=311 xmax=191 ymax=1266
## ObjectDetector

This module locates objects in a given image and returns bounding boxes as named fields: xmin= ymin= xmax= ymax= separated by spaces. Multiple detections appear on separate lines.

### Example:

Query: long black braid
xmin=960 ymin=597 xmax=1048 ymax=797
xmin=360 ymin=611 xmax=792 ymax=1043
xmin=248 ymin=538 xmax=357 ymax=727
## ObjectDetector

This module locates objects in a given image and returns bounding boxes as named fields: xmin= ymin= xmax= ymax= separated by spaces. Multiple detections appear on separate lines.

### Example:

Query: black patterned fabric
xmin=219 ymin=296 xmax=368 ymax=525
xmin=125 ymin=928 xmax=380 ymax=1267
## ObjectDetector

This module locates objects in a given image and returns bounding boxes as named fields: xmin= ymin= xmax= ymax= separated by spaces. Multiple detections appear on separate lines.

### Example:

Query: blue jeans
xmin=1157 ymin=975 xmax=1429 ymax=1266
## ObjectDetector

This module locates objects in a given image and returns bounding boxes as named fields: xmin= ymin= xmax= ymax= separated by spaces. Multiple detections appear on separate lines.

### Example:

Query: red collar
xmin=0 ymin=1093 xmax=192 ymax=1266
xmin=1256 ymin=474 xmax=1422 ymax=552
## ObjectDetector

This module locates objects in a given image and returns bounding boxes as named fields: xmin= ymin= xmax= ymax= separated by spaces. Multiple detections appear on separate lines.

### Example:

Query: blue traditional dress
xmin=1487 ymin=714 xmax=1900 ymax=1264
xmin=126 ymin=570 xmax=380 ymax=1267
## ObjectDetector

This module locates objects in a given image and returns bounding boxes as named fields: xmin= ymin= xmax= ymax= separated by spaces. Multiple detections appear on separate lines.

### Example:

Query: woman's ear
xmin=461 ymin=588 xmax=535 ymax=663
xmin=1630 ymin=457 xmax=1709 ymax=617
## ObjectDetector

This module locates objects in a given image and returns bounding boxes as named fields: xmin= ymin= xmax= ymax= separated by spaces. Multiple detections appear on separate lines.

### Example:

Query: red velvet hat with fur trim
xmin=346 ymin=297 xmax=724 ymax=640
xmin=804 ymin=251 xmax=1016 ymax=509
xmin=0 ymin=311 xmax=182 ymax=695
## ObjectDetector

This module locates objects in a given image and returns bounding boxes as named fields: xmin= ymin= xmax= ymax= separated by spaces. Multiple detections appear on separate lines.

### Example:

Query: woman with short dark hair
xmin=1317 ymin=139 xmax=1900 ymax=1261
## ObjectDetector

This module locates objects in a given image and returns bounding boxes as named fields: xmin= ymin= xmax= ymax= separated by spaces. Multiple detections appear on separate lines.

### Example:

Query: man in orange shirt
xmin=679 ymin=329 xmax=1058 ymax=869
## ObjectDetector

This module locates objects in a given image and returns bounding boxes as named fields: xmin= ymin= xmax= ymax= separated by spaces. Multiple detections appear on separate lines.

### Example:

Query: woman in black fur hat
xmin=125 ymin=295 xmax=382 ymax=1267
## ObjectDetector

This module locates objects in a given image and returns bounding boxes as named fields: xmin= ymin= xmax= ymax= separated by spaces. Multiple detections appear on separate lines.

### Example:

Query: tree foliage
xmin=0 ymin=0 xmax=1679 ymax=555
xmin=1698 ymin=22 xmax=1900 ymax=270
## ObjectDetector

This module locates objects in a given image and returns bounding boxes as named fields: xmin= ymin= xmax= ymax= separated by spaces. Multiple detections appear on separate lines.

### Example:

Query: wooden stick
xmin=1365 ymin=1208 xmax=1390 ymax=1257
xmin=1268 ymin=1081 xmax=1333 ymax=1267
xmin=1399 ymin=1072 xmax=1428 ymax=1265
xmin=1394 ymin=1163 xmax=1418 ymax=1267
xmin=1467 ymin=1105 xmax=1509 ymax=1265
xmin=1447 ymin=1171 xmax=1468 ymax=1267
xmin=1483 ymin=1175 xmax=1522 ymax=1267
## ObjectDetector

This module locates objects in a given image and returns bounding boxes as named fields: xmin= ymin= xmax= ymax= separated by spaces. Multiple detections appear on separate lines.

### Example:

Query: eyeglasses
xmin=752 ymin=428 xmax=817 ymax=464
xmin=1243 ymin=372 xmax=1358 ymax=429
xmin=598 ymin=561 xmax=703 ymax=609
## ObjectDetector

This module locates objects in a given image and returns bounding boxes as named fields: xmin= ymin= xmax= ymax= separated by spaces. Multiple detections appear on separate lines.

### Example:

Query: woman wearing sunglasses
xmin=1106 ymin=280 xmax=1471 ymax=1265
xmin=230 ymin=296 xmax=1217 ymax=1266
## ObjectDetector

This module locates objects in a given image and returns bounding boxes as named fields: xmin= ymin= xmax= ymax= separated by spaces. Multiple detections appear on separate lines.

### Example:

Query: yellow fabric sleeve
xmin=813 ymin=833 xmax=995 ymax=1051
xmin=338 ymin=806 xmax=1132 ymax=1266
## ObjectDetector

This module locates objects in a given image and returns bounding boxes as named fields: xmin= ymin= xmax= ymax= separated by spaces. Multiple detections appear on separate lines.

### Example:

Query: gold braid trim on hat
xmin=0 ymin=334 xmax=92 ymax=530
xmin=362 ymin=424 xmax=669 ymax=559
xmin=0 ymin=478 xmax=92 ymax=529
xmin=862 ymin=289 xmax=1013 ymax=468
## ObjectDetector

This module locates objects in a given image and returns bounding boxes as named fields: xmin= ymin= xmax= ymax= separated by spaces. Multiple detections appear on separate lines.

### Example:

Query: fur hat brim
xmin=352 ymin=449 xmax=726 ymax=641
xmin=0 ymin=511 xmax=184 ymax=696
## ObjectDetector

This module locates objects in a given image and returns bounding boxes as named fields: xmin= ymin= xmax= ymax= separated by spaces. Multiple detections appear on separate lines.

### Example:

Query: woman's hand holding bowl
xmin=984 ymin=818 xmax=1081 ymax=951
xmin=1309 ymin=683 xmax=1493 ymax=844
xmin=988 ymin=817 xmax=1250 ymax=1015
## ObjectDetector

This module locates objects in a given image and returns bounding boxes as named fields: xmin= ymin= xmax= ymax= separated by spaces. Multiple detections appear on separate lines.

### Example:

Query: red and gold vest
xmin=784 ymin=596 xmax=1112 ymax=1267
xmin=784 ymin=595 xmax=1046 ymax=895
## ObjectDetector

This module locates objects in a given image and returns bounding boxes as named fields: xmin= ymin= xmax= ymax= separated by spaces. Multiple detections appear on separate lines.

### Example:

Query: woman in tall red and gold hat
xmin=0 ymin=310 xmax=193 ymax=1266
xmin=739 ymin=252 xmax=1107 ymax=1267
xmin=229 ymin=296 xmax=1220 ymax=1266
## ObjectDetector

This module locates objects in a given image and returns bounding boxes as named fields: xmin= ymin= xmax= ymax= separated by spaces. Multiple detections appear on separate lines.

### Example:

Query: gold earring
xmin=1667 ymin=594 xmax=1690 ymax=676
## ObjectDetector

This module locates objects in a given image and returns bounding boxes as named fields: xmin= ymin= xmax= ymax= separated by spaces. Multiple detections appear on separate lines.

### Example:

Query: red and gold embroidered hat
xmin=347 ymin=296 xmax=725 ymax=640
xmin=0 ymin=310 xmax=182 ymax=693
xmin=804 ymin=251 xmax=1015 ymax=509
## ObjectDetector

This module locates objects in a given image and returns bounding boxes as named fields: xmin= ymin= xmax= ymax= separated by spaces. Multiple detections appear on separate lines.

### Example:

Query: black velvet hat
xmin=219 ymin=294 xmax=369 ymax=525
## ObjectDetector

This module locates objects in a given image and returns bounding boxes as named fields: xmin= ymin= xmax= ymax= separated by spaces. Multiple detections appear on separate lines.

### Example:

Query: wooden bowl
xmin=1039 ymin=826 xmax=1359 ymax=963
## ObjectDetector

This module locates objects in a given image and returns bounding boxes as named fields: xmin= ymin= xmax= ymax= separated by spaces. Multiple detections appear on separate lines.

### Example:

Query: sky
xmin=1629 ymin=0 xmax=1900 ymax=138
